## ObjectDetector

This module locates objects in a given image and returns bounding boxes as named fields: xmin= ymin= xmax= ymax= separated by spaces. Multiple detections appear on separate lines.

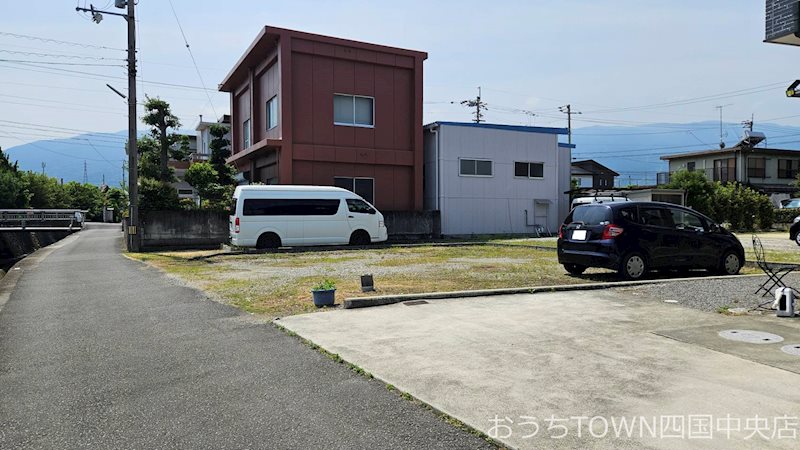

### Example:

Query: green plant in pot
xmin=311 ymin=279 xmax=336 ymax=308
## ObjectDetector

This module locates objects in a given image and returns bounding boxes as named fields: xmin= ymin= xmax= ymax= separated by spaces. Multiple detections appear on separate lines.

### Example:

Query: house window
xmin=334 ymin=177 xmax=375 ymax=204
xmin=459 ymin=159 xmax=493 ymax=177
xmin=748 ymin=157 xmax=766 ymax=178
xmin=778 ymin=159 xmax=800 ymax=179
xmin=333 ymin=94 xmax=374 ymax=127
xmin=266 ymin=96 xmax=278 ymax=130
xmin=514 ymin=162 xmax=544 ymax=178
xmin=686 ymin=162 xmax=695 ymax=172
xmin=242 ymin=119 xmax=251 ymax=149
xmin=713 ymin=158 xmax=735 ymax=183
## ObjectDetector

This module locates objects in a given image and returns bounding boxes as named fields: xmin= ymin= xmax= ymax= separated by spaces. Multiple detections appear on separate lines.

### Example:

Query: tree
xmin=0 ymin=147 xmax=27 ymax=208
xmin=138 ymin=177 xmax=180 ymax=211
xmin=184 ymin=162 xmax=219 ymax=207
xmin=64 ymin=181 xmax=104 ymax=221
xmin=208 ymin=124 xmax=235 ymax=186
xmin=21 ymin=171 xmax=69 ymax=209
xmin=141 ymin=96 xmax=188 ymax=182
xmin=104 ymin=187 xmax=128 ymax=221
xmin=663 ymin=170 xmax=715 ymax=217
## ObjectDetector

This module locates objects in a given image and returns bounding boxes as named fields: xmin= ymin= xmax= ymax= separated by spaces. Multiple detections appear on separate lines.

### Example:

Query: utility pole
xmin=41 ymin=162 xmax=45 ymax=175
xmin=559 ymin=104 xmax=582 ymax=145
xmin=76 ymin=1 xmax=139 ymax=250
xmin=459 ymin=87 xmax=487 ymax=123
xmin=83 ymin=160 xmax=88 ymax=183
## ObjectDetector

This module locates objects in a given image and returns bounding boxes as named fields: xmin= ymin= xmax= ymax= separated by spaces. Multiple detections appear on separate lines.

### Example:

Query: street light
xmin=76 ymin=1 xmax=140 ymax=251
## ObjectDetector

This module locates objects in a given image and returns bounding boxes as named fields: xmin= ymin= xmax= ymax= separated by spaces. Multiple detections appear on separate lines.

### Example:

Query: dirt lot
xmin=127 ymin=230 xmax=800 ymax=319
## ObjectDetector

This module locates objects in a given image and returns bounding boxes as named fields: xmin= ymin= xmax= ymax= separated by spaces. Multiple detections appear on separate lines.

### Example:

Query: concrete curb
xmin=0 ymin=232 xmax=81 ymax=313
xmin=343 ymin=272 xmax=767 ymax=309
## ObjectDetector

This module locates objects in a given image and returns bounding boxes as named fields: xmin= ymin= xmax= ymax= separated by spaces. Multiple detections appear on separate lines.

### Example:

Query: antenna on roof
xmin=715 ymin=104 xmax=732 ymax=148
xmin=457 ymin=87 xmax=486 ymax=123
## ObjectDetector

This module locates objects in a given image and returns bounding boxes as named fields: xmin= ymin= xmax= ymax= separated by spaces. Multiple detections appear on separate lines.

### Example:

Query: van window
xmin=346 ymin=199 xmax=375 ymax=214
xmin=243 ymin=199 xmax=341 ymax=216
xmin=566 ymin=205 xmax=612 ymax=225
xmin=230 ymin=197 xmax=238 ymax=214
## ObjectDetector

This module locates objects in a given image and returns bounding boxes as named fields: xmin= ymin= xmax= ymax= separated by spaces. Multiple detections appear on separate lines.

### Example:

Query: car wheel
xmin=718 ymin=250 xmax=742 ymax=275
xmin=619 ymin=252 xmax=647 ymax=280
xmin=563 ymin=263 xmax=587 ymax=275
xmin=795 ymin=232 xmax=800 ymax=247
xmin=256 ymin=232 xmax=281 ymax=250
xmin=349 ymin=230 xmax=371 ymax=246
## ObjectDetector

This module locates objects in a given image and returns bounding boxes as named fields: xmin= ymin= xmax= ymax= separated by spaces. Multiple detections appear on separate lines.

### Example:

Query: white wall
xmin=424 ymin=124 xmax=569 ymax=235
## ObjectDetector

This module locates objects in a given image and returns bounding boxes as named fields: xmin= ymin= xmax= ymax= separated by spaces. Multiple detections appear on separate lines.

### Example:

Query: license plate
xmin=571 ymin=229 xmax=588 ymax=240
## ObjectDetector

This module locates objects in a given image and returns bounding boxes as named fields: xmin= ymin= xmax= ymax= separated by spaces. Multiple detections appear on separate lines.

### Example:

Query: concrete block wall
xmin=139 ymin=210 xmax=229 ymax=251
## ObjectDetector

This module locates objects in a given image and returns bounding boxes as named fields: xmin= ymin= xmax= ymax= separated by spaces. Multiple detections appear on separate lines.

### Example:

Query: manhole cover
xmin=781 ymin=344 xmax=800 ymax=356
xmin=718 ymin=330 xmax=784 ymax=344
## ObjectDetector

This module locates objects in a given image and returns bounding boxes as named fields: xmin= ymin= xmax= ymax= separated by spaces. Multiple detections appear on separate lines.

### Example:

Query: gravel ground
xmin=613 ymin=272 xmax=800 ymax=312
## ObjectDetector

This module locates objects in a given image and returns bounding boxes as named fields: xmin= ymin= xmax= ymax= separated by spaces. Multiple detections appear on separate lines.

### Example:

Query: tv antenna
xmin=715 ymin=104 xmax=732 ymax=148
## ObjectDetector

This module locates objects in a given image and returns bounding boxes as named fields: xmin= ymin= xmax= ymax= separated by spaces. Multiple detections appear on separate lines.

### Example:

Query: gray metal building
xmin=423 ymin=122 xmax=571 ymax=236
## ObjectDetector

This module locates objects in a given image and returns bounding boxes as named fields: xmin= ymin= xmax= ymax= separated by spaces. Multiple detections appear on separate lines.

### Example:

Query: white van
xmin=229 ymin=185 xmax=388 ymax=248
xmin=570 ymin=196 xmax=631 ymax=210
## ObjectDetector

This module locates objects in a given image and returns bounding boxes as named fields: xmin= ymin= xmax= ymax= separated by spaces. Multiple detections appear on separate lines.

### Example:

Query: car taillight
xmin=558 ymin=224 xmax=564 ymax=239
xmin=602 ymin=224 xmax=623 ymax=239
xmin=234 ymin=217 xmax=240 ymax=233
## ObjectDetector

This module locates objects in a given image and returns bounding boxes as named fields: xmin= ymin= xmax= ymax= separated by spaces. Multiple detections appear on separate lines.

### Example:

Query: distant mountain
xmin=5 ymin=121 xmax=800 ymax=188
xmin=4 ymin=130 xmax=129 ymax=188
xmin=571 ymin=121 xmax=800 ymax=186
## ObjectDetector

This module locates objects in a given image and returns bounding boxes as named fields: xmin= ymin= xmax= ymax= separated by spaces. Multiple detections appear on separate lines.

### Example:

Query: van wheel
xmin=349 ymin=230 xmax=371 ymax=246
xmin=256 ymin=233 xmax=281 ymax=250
xmin=717 ymin=250 xmax=741 ymax=275
xmin=563 ymin=263 xmax=587 ymax=275
xmin=619 ymin=252 xmax=647 ymax=280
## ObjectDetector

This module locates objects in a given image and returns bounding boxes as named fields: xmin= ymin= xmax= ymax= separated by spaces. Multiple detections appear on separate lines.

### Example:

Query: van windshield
xmin=568 ymin=205 xmax=613 ymax=225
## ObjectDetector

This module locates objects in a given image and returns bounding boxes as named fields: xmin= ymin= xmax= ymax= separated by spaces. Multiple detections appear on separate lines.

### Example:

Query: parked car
xmin=789 ymin=215 xmax=800 ymax=246
xmin=780 ymin=198 xmax=800 ymax=209
xmin=557 ymin=202 xmax=744 ymax=279
xmin=229 ymin=185 xmax=388 ymax=249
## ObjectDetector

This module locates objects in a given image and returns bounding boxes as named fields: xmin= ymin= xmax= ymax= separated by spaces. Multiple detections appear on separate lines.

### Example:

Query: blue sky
xmin=1 ymin=0 xmax=799 ymax=156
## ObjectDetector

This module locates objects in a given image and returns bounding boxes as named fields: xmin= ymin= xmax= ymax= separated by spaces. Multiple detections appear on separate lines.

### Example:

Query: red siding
xmin=223 ymin=27 xmax=426 ymax=210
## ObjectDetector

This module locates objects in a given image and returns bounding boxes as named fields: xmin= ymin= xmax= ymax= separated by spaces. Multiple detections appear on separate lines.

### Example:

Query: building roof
xmin=571 ymin=159 xmax=620 ymax=177
xmin=425 ymin=121 xmax=568 ymax=136
xmin=219 ymin=26 xmax=428 ymax=92
xmin=660 ymin=146 xmax=800 ymax=160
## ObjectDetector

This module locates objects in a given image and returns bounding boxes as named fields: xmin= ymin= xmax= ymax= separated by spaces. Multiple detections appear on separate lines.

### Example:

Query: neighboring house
xmin=659 ymin=131 xmax=800 ymax=205
xmin=218 ymin=25 xmax=427 ymax=211
xmin=423 ymin=122 xmax=571 ymax=235
xmin=168 ymin=133 xmax=198 ymax=201
xmin=570 ymin=159 xmax=619 ymax=188
xmin=195 ymin=114 xmax=231 ymax=163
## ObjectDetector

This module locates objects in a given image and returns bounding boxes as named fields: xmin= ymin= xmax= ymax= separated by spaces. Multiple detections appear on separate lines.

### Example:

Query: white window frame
xmin=458 ymin=158 xmax=493 ymax=177
xmin=513 ymin=161 xmax=545 ymax=180
xmin=266 ymin=96 xmax=278 ymax=130
xmin=334 ymin=176 xmax=375 ymax=204
xmin=333 ymin=93 xmax=375 ymax=128
xmin=242 ymin=119 xmax=251 ymax=149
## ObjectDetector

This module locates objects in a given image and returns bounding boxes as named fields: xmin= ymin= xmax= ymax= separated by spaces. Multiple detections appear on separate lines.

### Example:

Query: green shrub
xmin=774 ymin=208 xmax=800 ymax=224
xmin=312 ymin=279 xmax=336 ymax=291
xmin=139 ymin=177 xmax=179 ymax=211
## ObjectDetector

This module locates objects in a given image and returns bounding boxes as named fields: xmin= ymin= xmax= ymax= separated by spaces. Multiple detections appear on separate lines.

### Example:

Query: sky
xmin=1 ymin=0 xmax=800 ymax=162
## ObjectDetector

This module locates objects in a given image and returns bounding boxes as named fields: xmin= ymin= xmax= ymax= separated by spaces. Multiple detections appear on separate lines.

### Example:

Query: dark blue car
xmin=557 ymin=202 xmax=744 ymax=280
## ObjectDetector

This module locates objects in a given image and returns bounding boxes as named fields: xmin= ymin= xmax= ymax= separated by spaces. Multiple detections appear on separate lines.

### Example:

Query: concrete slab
xmin=279 ymin=291 xmax=800 ymax=449
xmin=655 ymin=324 xmax=800 ymax=374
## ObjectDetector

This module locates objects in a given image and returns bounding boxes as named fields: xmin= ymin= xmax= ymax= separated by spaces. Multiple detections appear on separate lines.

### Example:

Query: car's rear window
xmin=567 ymin=205 xmax=613 ymax=225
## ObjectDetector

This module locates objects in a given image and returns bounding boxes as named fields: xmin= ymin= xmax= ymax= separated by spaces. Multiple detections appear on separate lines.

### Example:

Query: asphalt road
xmin=0 ymin=223 xmax=492 ymax=449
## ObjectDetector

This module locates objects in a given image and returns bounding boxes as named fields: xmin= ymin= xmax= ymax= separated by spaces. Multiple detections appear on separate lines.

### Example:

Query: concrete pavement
xmin=280 ymin=290 xmax=800 ymax=449
xmin=0 ymin=223 xmax=492 ymax=449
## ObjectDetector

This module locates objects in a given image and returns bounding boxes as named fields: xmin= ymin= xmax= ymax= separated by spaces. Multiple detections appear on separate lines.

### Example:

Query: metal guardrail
xmin=0 ymin=209 xmax=89 ymax=230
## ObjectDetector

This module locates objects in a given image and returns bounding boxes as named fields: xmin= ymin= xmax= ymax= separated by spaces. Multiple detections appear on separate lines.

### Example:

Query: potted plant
xmin=311 ymin=279 xmax=336 ymax=307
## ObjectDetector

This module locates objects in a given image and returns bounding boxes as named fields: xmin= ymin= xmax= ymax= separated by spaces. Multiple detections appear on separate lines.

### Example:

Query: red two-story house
xmin=219 ymin=26 xmax=427 ymax=211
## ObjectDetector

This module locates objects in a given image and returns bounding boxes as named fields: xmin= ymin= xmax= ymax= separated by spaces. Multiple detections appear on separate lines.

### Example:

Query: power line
xmin=0 ymin=58 xmax=124 ymax=67
xmin=0 ymin=31 xmax=125 ymax=51
xmin=0 ymin=49 xmax=123 ymax=61
xmin=166 ymin=0 xmax=219 ymax=118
